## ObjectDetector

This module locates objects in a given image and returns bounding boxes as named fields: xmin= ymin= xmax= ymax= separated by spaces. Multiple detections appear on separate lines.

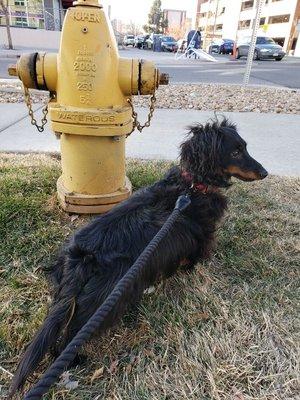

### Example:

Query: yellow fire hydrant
xmin=9 ymin=0 xmax=168 ymax=214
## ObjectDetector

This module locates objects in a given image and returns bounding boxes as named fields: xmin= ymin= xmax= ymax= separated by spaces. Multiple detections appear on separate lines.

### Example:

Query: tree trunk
xmin=0 ymin=0 xmax=13 ymax=49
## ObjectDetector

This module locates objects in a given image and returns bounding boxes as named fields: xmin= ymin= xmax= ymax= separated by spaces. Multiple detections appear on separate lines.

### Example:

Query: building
xmin=195 ymin=0 xmax=209 ymax=29
xmin=111 ymin=18 xmax=124 ymax=34
xmin=195 ymin=0 xmax=300 ymax=55
xmin=0 ymin=0 xmax=68 ymax=31
xmin=185 ymin=17 xmax=193 ymax=33
xmin=163 ymin=9 xmax=187 ymax=38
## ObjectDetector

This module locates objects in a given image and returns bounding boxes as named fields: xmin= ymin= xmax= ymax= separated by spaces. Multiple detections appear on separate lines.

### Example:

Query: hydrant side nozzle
xmin=12 ymin=52 xmax=58 ymax=92
xmin=15 ymin=53 xmax=39 ymax=89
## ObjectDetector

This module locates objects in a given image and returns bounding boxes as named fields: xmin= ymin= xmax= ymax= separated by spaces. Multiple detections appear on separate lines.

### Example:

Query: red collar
xmin=181 ymin=170 xmax=216 ymax=194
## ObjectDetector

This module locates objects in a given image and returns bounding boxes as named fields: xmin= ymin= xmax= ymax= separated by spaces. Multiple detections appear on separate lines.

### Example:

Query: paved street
xmin=1 ymin=47 xmax=300 ymax=88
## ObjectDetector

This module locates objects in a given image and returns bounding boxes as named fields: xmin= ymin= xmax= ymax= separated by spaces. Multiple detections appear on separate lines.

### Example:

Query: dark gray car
xmin=161 ymin=36 xmax=178 ymax=52
xmin=236 ymin=36 xmax=285 ymax=61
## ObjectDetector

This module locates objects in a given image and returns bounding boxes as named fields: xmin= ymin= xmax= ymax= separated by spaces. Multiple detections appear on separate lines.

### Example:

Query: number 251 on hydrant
xmin=8 ymin=0 xmax=169 ymax=214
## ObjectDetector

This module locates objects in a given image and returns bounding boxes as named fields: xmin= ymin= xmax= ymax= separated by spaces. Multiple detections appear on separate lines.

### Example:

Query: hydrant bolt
xmin=159 ymin=73 xmax=169 ymax=86
xmin=8 ymin=65 xmax=17 ymax=76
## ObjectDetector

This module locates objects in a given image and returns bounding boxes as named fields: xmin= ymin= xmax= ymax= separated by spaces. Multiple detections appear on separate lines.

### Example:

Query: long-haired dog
xmin=10 ymin=118 xmax=268 ymax=397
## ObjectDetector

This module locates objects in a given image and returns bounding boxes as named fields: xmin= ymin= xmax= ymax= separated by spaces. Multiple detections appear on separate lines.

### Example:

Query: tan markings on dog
xmin=180 ymin=258 xmax=190 ymax=267
xmin=225 ymin=165 xmax=260 ymax=180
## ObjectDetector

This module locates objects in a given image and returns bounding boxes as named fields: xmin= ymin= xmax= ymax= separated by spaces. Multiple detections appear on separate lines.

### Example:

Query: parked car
xmin=160 ymin=36 xmax=178 ymax=52
xmin=123 ymin=35 xmax=135 ymax=47
xmin=134 ymin=35 xmax=145 ymax=49
xmin=236 ymin=36 xmax=285 ymax=61
xmin=145 ymin=33 xmax=162 ymax=50
xmin=219 ymin=39 xmax=235 ymax=54
xmin=207 ymin=39 xmax=223 ymax=53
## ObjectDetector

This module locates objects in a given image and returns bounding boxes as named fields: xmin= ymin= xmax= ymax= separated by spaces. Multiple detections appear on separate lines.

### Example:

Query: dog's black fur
xmin=10 ymin=119 xmax=268 ymax=397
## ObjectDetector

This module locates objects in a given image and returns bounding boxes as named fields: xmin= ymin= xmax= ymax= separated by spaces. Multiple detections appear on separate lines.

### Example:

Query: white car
xmin=123 ymin=35 xmax=135 ymax=47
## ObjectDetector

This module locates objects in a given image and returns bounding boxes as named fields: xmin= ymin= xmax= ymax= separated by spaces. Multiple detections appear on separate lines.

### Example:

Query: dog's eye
xmin=231 ymin=149 xmax=240 ymax=158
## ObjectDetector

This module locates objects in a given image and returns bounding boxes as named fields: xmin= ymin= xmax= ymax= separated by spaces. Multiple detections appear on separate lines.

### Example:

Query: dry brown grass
xmin=0 ymin=154 xmax=299 ymax=400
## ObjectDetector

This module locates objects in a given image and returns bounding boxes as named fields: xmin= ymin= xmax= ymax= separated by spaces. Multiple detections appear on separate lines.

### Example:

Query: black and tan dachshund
xmin=10 ymin=118 xmax=268 ymax=397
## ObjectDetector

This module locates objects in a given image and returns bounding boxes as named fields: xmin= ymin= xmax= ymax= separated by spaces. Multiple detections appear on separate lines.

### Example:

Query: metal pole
xmin=243 ymin=0 xmax=264 ymax=86
xmin=8 ymin=5 xmax=12 ymax=26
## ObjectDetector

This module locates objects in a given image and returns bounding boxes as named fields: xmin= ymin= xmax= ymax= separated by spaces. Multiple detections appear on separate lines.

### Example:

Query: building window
xmin=272 ymin=0 xmax=283 ymax=2
xmin=216 ymin=24 xmax=223 ymax=30
xmin=15 ymin=16 xmax=28 ymax=26
xmin=260 ymin=17 xmax=266 ymax=25
xmin=238 ymin=19 xmax=251 ymax=29
xmin=241 ymin=1 xmax=254 ymax=11
xmin=252 ymin=17 xmax=266 ymax=28
xmin=273 ymin=37 xmax=285 ymax=46
xmin=268 ymin=14 xmax=290 ymax=24
xmin=14 ymin=0 xmax=25 ymax=6
xmin=221 ymin=7 xmax=225 ymax=14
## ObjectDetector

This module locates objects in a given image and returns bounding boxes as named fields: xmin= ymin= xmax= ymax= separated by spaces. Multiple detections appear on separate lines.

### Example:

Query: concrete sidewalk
xmin=0 ymin=104 xmax=299 ymax=177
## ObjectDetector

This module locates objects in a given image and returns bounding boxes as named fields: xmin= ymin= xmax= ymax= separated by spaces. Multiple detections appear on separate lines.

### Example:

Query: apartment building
xmin=163 ymin=9 xmax=188 ymax=38
xmin=196 ymin=0 xmax=300 ymax=55
xmin=0 ymin=0 xmax=66 ymax=30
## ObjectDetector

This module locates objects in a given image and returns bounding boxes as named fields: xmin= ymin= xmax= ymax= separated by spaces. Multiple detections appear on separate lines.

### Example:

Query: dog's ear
xmin=180 ymin=123 xmax=221 ymax=181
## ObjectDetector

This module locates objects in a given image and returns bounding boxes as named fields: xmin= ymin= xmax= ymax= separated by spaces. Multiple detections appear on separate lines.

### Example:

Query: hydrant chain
xmin=23 ymin=85 xmax=51 ymax=133
xmin=127 ymin=94 xmax=157 ymax=135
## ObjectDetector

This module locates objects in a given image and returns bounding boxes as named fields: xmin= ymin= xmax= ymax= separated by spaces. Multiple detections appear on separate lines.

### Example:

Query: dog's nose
xmin=259 ymin=169 xmax=268 ymax=179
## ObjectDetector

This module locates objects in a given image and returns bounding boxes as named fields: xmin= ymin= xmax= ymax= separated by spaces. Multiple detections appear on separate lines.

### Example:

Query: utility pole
xmin=243 ymin=0 xmax=264 ymax=86
xmin=0 ymin=0 xmax=13 ymax=49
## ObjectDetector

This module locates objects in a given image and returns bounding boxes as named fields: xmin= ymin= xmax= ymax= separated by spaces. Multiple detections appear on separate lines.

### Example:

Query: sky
xmin=101 ymin=0 xmax=197 ymax=25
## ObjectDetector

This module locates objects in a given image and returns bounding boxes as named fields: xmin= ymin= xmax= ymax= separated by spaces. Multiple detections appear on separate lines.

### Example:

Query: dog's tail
xmin=9 ymin=297 xmax=74 ymax=398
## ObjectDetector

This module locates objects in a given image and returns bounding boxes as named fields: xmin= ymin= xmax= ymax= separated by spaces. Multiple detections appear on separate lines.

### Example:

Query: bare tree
xmin=126 ymin=20 xmax=142 ymax=36
xmin=167 ymin=26 xmax=186 ymax=41
xmin=0 ymin=0 xmax=13 ymax=49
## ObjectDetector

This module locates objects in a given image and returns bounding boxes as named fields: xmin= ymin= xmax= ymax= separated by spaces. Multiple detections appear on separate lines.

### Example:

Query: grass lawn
xmin=0 ymin=154 xmax=299 ymax=400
